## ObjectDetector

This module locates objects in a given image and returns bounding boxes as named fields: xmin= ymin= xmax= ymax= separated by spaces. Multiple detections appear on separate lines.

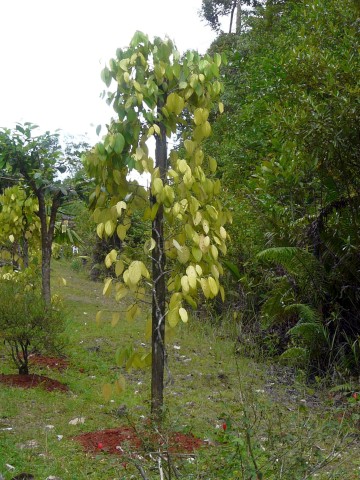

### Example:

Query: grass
xmin=0 ymin=259 xmax=359 ymax=479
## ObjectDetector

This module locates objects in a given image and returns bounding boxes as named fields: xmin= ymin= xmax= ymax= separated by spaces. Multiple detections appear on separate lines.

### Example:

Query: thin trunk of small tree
xmin=151 ymin=100 xmax=168 ymax=420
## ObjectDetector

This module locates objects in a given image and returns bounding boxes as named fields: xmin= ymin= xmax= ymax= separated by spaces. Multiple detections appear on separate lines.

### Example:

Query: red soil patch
xmin=29 ymin=354 xmax=69 ymax=371
xmin=74 ymin=426 xmax=204 ymax=456
xmin=0 ymin=374 xmax=69 ymax=392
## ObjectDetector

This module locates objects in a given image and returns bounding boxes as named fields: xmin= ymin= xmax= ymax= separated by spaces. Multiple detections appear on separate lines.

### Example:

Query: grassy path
xmin=0 ymin=259 xmax=359 ymax=479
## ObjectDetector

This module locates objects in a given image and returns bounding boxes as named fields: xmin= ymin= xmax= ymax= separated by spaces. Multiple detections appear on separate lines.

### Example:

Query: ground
xmin=0 ymin=259 xmax=359 ymax=479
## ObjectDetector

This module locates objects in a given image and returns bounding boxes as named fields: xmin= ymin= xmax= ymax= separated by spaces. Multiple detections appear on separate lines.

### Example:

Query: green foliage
xmin=0 ymin=185 xmax=41 ymax=268
xmin=0 ymin=272 xmax=67 ymax=374
xmin=204 ymin=0 xmax=360 ymax=376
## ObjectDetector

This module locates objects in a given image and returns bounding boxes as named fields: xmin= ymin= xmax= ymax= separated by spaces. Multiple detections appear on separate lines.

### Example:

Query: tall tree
xmin=200 ymin=0 xmax=263 ymax=33
xmin=0 ymin=123 xmax=73 ymax=304
xmin=85 ymin=32 xmax=230 ymax=419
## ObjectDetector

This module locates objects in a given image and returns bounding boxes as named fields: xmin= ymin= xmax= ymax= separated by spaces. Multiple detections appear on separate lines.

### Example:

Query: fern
xmin=284 ymin=303 xmax=320 ymax=323
xmin=280 ymin=347 xmax=309 ymax=366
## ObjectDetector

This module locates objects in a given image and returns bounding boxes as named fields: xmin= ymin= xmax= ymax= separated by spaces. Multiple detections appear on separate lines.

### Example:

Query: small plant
xmin=0 ymin=273 xmax=67 ymax=374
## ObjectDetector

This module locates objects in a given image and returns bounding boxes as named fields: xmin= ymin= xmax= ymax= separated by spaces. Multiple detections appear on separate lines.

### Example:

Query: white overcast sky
xmin=0 ymin=0 xmax=217 ymax=143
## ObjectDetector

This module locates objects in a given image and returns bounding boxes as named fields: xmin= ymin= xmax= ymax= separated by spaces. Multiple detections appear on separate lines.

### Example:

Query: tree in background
xmin=200 ymin=0 xmax=264 ymax=33
xmin=85 ymin=32 xmax=230 ymax=418
xmin=0 ymin=123 xmax=77 ymax=304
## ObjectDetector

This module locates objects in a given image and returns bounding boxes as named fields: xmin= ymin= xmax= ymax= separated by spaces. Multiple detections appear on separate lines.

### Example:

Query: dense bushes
xmin=205 ymin=0 xmax=360 ymax=376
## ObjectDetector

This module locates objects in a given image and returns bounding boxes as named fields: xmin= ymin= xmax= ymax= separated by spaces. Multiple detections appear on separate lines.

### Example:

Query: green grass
xmin=0 ymin=259 xmax=359 ymax=479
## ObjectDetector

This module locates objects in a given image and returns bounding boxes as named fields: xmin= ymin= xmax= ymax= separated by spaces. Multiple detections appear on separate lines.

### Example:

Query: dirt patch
xmin=29 ymin=354 xmax=69 ymax=371
xmin=0 ymin=373 xmax=69 ymax=392
xmin=74 ymin=426 xmax=204 ymax=456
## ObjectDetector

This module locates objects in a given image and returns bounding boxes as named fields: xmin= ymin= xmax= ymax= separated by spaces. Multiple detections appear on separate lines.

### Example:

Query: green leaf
xmin=113 ymin=133 xmax=125 ymax=154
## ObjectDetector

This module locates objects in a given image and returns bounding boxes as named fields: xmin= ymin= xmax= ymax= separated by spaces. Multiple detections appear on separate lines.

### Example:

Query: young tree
xmin=85 ymin=32 xmax=230 ymax=419
xmin=0 ymin=123 xmax=74 ymax=304
xmin=0 ymin=273 xmax=66 ymax=375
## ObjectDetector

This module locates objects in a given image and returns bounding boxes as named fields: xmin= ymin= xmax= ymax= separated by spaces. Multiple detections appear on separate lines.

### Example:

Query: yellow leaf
xmin=193 ymin=211 xmax=202 ymax=226
xmin=220 ymin=226 xmax=227 ymax=240
xmin=192 ymin=247 xmax=202 ymax=262
xmin=202 ymin=220 xmax=209 ymax=234
xmin=96 ymin=310 xmax=102 ymax=325
xmin=114 ymin=375 xmax=126 ymax=394
xmin=152 ymin=177 xmax=163 ymax=195
xmin=178 ymin=159 xmax=188 ymax=174
xmin=105 ymin=220 xmax=115 ymax=236
xmin=184 ymin=294 xmax=197 ymax=309
xmin=116 ymin=201 xmax=127 ymax=215
xmin=219 ymin=102 xmax=224 ymax=114
xmin=115 ymin=260 xmax=124 ymax=277
xmin=211 ymin=264 xmax=220 ymax=279
xmin=179 ymin=307 xmax=188 ymax=323
xmin=102 ymin=383 xmax=112 ymax=401
xmin=103 ymin=277 xmax=112 ymax=296
xmin=111 ymin=312 xmax=120 ymax=327
xmin=184 ymin=140 xmax=196 ymax=155
xmin=166 ymin=92 xmax=184 ymax=115
xmin=181 ymin=275 xmax=190 ymax=294
xmin=117 ymin=224 xmax=127 ymax=241
xmin=210 ymin=245 xmax=219 ymax=261
xmin=128 ymin=261 xmax=142 ymax=285
xmin=168 ymin=308 xmax=180 ymax=328
xmin=126 ymin=304 xmax=139 ymax=322
xmin=105 ymin=253 xmax=112 ymax=268
xmin=209 ymin=157 xmax=217 ymax=173
xmin=173 ymin=239 xmax=182 ymax=251
xmin=208 ymin=277 xmax=219 ymax=296
xmin=177 ymin=245 xmax=190 ymax=264
xmin=9 ymin=234 xmax=15 ymax=243
xmin=200 ymin=278 xmax=211 ymax=299
xmin=144 ymin=238 xmax=156 ymax=254
xmin=115 ymin=283 xmax=128 ymax=301
xmin=140 ymin=262 xmax=150 ymax=279
xmin=109 ymin=249 xmax=117 ymax=262
xmin=169 ymin=292 xmax=182 ymax=308
xmin=220 ymin=285 xmax=225 ymax=302
xmin=195 ymin=264 xmax=203 ymax=276
xmin=96 ymin=223 xmax=104 ymax=238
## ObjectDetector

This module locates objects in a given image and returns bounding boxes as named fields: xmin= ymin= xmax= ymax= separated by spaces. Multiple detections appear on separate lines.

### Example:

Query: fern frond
xmin=280 ymin=347 xmax=309 ymax=366
xmin=257 ymin=246 xmax=325 ymax=297
xmin=284 ymin=303 xmax=320 ymax=323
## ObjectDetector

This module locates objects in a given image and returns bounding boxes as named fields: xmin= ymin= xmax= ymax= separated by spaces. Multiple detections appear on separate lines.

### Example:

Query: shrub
xmin=0 ymin=274 xmax=67 ymax=374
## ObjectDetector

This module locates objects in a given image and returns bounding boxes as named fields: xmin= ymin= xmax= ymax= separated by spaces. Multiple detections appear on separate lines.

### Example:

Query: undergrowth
xmin=0 ymin=259 xmax=359 ymax=479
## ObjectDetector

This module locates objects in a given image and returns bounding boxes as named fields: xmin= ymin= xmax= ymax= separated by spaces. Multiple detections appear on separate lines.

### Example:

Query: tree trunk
xmin=151 ymin=104 xmax=168 ymax=421
xmin=236 ymin=0 xmax=242 ymax=34
xmin=229 ymin=0 xmax=237 ymax=33
xmin=37 ymin=188 xmax=61 ymax=306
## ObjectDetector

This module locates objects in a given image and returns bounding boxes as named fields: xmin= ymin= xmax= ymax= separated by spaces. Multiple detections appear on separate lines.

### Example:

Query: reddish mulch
xmin=29 ymin=354 xmax=70 ymax=371
xmin=0 ymin=374 xmax=69 ymax=392
xmin=74 ymin=426 xmax=204 ymax=456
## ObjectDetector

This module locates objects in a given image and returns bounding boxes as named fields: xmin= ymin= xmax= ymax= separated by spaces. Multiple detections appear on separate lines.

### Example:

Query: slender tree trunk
xmin=236 ymin=0 xmax=242 ymax=34
xmin=151 ymin=100 xmax=168 ymax=420
xmin=37 ymin=188 xmax=61 ymax=306
xmin=229 ymin=0 xmax=237 ymax=33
